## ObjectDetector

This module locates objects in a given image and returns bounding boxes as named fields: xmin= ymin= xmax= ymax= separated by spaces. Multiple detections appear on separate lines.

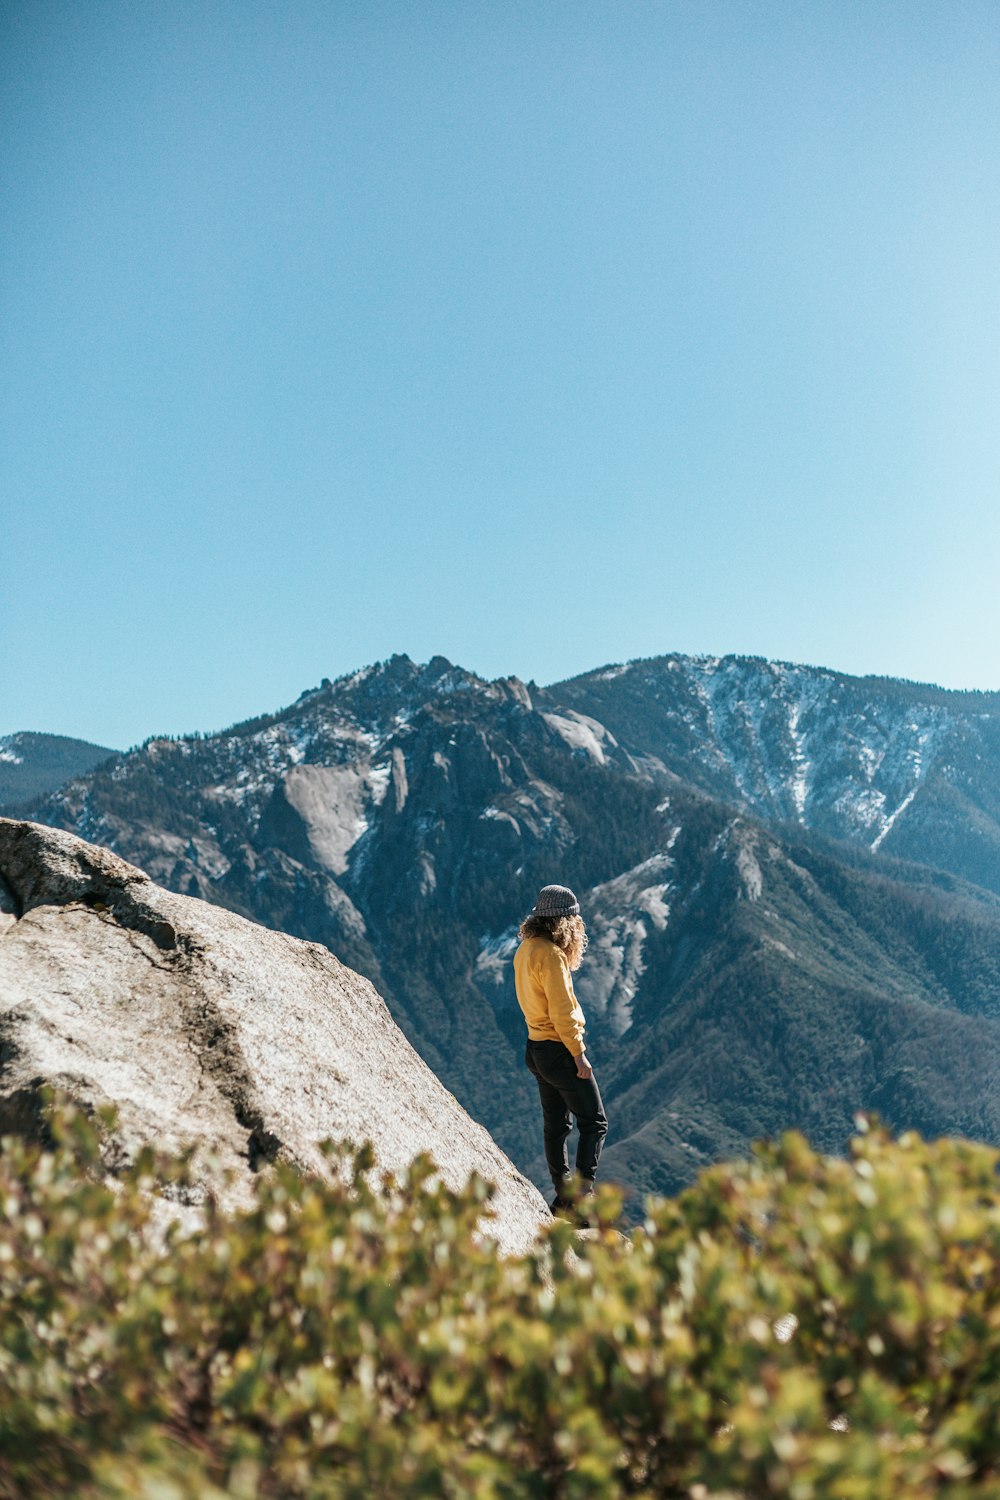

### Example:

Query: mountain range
xmin=0 ymin=731 xmax=116 ymax=811
xmin=19 ymin=652 xmax=1000 ymax=1206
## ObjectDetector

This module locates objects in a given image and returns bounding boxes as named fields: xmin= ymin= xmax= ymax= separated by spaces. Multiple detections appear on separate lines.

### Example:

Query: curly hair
xmin=517 ymin=912 xmax=588 ymax=972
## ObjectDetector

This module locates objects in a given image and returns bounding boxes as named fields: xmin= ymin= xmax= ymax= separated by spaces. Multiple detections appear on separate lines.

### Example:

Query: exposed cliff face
xmin=24 ymin=653 xmax=1000 ymax=1203
xmin=0 ymin=818 xmax=548 ymax=1255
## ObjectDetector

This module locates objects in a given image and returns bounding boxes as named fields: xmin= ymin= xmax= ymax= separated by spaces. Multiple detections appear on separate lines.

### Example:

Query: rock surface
xmin=0 ymin=818 xmax=548 ymax=1255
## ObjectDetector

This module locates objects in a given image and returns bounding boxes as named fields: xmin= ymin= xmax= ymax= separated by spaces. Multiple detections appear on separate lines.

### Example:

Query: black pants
xmin=525 ymin=1039 xmax=608 ymax=1195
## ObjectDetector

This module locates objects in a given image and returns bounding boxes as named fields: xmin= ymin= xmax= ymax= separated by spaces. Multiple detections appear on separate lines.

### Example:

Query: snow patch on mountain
xmin=475 ymin=928 xmax=520 ymax=986
xmin=645 ymin=657 xmax=959 ymax=849
xmin=579 ymin=851 xmax=676 ymax=1035
xmin=687 ymin=660 xmax=791 ymax=811
xmin=480 ymin=806 xmax=521 ymax=834
xmin=836 ymin=784 xmax=887 ymax=834
xmin=787 ymin=696 xmax=809 ymax=817
xmin=871 ymin=786 xmax=919 ymax=852
xmin=823 ymin=713 xmax=947 ymax=847
xmin=369 ymin=762 xmax=392 ymax=807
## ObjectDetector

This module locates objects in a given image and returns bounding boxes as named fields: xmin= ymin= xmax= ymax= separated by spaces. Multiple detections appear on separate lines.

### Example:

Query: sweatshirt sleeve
xmin=540 ymin=944 xmax=586 ymax=1055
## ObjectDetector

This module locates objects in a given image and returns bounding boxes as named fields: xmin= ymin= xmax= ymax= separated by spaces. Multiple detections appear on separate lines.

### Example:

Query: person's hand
xmin=575 ymin=1051 xmax=594 ymax=1080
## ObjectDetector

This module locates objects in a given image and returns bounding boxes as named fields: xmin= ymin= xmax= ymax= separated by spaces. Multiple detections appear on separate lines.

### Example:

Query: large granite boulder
xmin=0 ymin=818 xmax=548 ymax=1254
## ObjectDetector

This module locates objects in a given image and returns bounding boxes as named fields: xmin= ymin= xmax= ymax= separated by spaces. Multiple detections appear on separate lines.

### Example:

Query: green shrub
xmin=3 ymin=1099 xmax=1000 ymax=1498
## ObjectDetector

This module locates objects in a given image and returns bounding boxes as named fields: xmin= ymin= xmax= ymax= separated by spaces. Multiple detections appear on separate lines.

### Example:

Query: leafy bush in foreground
xmin=3 ymin=1103 xmax=1000 ymax=1498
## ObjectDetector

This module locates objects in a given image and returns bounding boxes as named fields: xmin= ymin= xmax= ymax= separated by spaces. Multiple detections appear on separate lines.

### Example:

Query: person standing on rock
xmin=514 ymin=884 xmax=608 ymax=1217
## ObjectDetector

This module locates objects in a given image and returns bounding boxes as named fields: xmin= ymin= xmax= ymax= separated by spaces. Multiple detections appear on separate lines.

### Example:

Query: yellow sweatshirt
xmin=513 ymin=935 xmax=587 ymax=1056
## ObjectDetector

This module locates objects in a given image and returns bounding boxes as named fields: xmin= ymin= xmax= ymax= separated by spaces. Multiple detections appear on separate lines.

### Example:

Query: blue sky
xmin=3 ymin=1 xmax=998 ymax=749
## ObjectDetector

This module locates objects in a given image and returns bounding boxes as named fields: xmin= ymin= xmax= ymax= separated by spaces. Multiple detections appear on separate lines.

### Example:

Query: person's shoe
xmin=550 ymin=1190 xmax=596 ymax=1228
xmin=574 ymin=1184 xmax=596 ymax=1229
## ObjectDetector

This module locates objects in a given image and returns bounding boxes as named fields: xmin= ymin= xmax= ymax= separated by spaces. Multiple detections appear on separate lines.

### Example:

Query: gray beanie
xmin=531 ymin=884 xmax=580 ymax=918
